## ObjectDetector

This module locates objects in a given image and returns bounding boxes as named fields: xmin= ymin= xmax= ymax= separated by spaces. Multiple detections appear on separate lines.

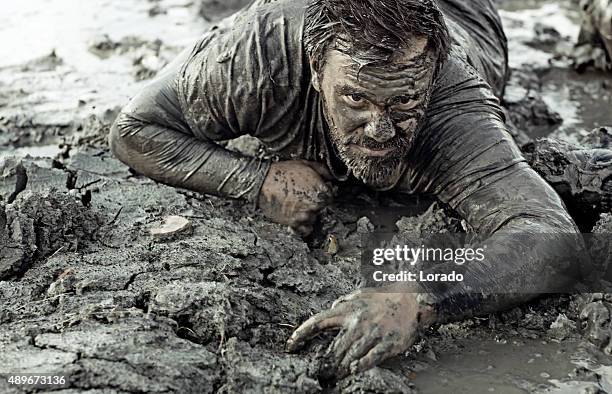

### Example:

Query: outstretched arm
xmin=287 ymin=56 xmax=586 ymax=375
xmin=287 ymin=115 xmax=586 ymax=377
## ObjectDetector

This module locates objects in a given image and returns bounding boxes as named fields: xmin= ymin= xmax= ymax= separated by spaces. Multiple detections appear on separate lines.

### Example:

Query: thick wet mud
xmin=1 ymin=0 xmax=612 ymax=393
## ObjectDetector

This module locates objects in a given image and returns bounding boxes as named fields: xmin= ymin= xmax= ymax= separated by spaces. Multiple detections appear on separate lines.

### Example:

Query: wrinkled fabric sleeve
xmin=109 ymin=31 xmax=272 ymax=203
xmin=398 ymin=57 xmax=586 ymax=322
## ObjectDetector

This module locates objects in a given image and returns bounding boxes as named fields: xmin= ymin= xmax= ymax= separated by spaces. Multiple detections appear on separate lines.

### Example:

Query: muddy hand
xmin=286 ymin=290 xmax=435 ymax=378
xmin=258 ymin=160 xmax=334 ymax=236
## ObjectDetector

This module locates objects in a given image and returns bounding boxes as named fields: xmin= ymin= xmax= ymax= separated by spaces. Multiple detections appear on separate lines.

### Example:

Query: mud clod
xmin=522 ymin=135 xmax=612 ymax=226
xmin=0 ymin=189 xmax=98 ymax=280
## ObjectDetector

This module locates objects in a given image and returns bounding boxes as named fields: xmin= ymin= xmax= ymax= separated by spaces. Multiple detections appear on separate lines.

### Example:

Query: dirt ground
xmin=1 ymin=0 xmax=612 ymax=393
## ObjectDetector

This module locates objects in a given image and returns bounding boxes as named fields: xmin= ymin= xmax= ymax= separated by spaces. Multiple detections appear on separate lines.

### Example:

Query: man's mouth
xmin=350 ymin=144 xmax=395 ymax=157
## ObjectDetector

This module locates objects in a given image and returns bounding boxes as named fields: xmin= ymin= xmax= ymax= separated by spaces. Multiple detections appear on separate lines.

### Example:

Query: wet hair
xmin=304 ymin=0 xmax=451 ymax=74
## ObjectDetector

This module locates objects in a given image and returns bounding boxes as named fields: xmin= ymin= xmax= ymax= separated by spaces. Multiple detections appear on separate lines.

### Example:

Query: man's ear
xmin=309 ymin=58 xmax=321 ymax=92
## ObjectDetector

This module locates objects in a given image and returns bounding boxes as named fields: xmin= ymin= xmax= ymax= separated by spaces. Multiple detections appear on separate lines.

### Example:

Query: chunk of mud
xmin=87 ymin=35 xmax=169 ymax=80
xmin=564 ymin=342 xmax=612 ymax=392
xmin=0 ymin=190 xmax=98 ymax=279
xmin=150 ymin=215 xmax=192 ymax=239
xmin=356 ymin=216 xmax=375 ymax=234
xmin=503 ymin=70 xmax=563 ymax=140
xmin=586 ymin=213 xmax=612 ymax=280
xmin=225 ymin=135 xmax=264 ymax=156
xmin=572 ymin=0 xmax=612 ymax=72
xmin=531 ymin=23 xmax=563 ymax=48
xmin=218 ymin=338 xmax=321 ymax=393
xmin=148 ymin=4 xmax=167 ymax=17
xmin=0 ymin=157 xmax=69 ymax=203
xmin=396 ymin=202 xmax=463 ymax=235
xmin=88 ymin=35 xmax=161 ymax=58
xmin=572 ymin=40 xmax=611 ymax=72
xmin=67 ymin=111 xmax=120 ymax=149
xmin=64 ymin=147 xmax=131 ymax=189
xmin=548 ymin=313 xmax=578 ymax=341
xmin=522 ymin=138 xmax=612 ymax=226
xmin=197 ymin=0 xmax=253 ymax=21
xmin=593 ymin=213 xmax=612 ymax=232
xmin=581 ymin=126 xmax=612 ymax=149
xmin=437 ymin=320 xmax=478 ymax=340
xmin=20 ymin=50 xmax=64 ymax=72
xmin=579 ymin=298 xmax=612 ymax=354
xmin=148 ymin=279 xmax=329 ymax=346
xmin=334 ymin=367 xmax=415 ymax=394
xmin=9 ymin=318 xmax=220 ymax=393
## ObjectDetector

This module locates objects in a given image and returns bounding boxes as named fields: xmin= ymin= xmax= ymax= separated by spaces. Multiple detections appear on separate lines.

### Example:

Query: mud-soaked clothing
xmin=111 ymin=0 xmax=584 ymax=320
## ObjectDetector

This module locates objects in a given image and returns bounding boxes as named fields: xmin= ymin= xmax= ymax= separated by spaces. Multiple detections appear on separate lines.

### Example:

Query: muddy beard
xmin=326 ymin=123 xmax=417 ymax=191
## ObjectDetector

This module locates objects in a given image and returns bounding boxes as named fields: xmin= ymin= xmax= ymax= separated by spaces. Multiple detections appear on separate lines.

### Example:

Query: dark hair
xmin=304 ymin=0 xmax=451 ymax=74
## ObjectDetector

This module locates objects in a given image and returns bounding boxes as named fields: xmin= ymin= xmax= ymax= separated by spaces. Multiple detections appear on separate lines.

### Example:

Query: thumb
xmin=299 ymin=160 xmax=334 ymax=181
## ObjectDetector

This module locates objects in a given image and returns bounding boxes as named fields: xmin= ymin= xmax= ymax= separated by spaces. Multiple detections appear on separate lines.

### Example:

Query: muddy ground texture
xmin=2 ymin=0 xmax=612 ymax=393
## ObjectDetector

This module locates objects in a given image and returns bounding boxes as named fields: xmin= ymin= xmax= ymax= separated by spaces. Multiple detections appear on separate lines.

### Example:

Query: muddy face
xmin=311 ymin=37 xmax=435 ymax=190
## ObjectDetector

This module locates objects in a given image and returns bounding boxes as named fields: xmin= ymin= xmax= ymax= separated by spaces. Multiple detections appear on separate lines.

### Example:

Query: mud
xmin=522 ymin=131 xmax=612 ymax=228
xmin=1 ymin=0 xmax=612 ymax=393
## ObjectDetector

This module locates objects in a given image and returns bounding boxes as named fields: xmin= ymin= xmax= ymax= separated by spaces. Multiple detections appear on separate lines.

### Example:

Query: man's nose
xmin=363 ymin=115 xmax=395 ymax=143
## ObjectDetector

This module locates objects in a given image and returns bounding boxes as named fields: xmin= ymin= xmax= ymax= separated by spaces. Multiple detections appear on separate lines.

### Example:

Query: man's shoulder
xmin=196 ymin=0 xmax=309 ymax=89
xmin=177 ymin=0 xmax=318 ymax=148
xmin=228 ymin=0 xmax=307 ymax=42
xmin=240 ymin=0 xmax=307 ymax=19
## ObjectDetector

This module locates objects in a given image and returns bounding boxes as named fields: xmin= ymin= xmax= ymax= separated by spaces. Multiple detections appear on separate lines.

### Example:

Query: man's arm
xmin=109 ymin=70 xmax=271 ymax=203
xmin=110 ymin=29 xmax=333 ymax=234
xmin=411 ymin=129 xmax=586 ymax=322
xmin=287 ymin=56 xmax=587 ymax=375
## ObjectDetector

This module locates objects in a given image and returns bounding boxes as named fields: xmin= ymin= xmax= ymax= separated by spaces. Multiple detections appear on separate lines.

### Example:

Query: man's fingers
xmin=351 ymin=341 xmax=395 ymax=374
xmin=287 ymin=307 xmax=347 ymax=352
xmin=323 ymin=322 xmax=361 ymax=369
xmin=300 ymin=160 xmax=334 ymax=181
xmin=337 ymin=333 xmax=378 ymax=375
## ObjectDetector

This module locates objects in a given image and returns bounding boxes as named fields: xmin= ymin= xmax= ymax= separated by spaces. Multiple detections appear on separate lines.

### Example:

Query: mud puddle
xmin=500 ymin=0 xmax=612 ymax=143
xmin=540 ymin=68 xmax=612 ymax=143
xmin=413 ymin=338 xmax=580 ymax=393
xmin=0 ymin=0 xmax=206 ymax=148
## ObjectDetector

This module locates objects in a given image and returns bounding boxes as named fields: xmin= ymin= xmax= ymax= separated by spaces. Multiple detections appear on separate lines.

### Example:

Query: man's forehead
xmin=323 ymin=41 xmax=434 ymax=93
xmin=327 ymin=37 xmax=432 ymax=74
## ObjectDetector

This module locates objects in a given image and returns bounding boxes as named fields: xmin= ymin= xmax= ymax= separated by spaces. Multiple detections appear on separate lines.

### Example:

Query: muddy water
xmin=500 ymin=0 xmax=612 ymax=142
xmin=0 ymin=0 xmax=207 ymax=149
xmin=413 ymin=338 xmax=581 ymax=393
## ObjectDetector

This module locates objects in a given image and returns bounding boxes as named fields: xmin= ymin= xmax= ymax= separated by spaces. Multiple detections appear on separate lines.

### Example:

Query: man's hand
xmin=286 ymin=290 xmax=436 ymax=377
xmin=258 ymin=160 xmax=334 ymax=235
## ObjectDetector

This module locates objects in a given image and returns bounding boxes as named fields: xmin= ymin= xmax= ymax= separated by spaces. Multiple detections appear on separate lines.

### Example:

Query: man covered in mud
xmin=110 ymin=0 xmax=586 ymax=376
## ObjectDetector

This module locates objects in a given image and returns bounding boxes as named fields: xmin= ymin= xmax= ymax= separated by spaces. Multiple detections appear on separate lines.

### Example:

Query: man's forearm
xmin=416 ymin=220 xmax=586 ymax=324
xmin=110 ymin=112 xmax=271 ymax=203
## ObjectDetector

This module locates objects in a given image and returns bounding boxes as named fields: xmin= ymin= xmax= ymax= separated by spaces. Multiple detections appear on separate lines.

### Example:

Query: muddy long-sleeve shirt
xmin=110 ymin=0 xmax=584 ymax=321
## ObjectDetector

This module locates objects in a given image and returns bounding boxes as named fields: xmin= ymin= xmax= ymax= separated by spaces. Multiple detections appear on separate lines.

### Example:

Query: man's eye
xmin=347 ymin=94 xmax=364 ymax=103
xmin=396 ymin=95 xmax=417 ymax=105
xmin=392 ymin=96 xmax=420 ymax=110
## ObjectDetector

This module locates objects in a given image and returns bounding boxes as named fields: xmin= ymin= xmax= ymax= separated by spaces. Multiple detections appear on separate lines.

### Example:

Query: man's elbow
xmin=108 ymin=112 xmax=136 ymax=166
